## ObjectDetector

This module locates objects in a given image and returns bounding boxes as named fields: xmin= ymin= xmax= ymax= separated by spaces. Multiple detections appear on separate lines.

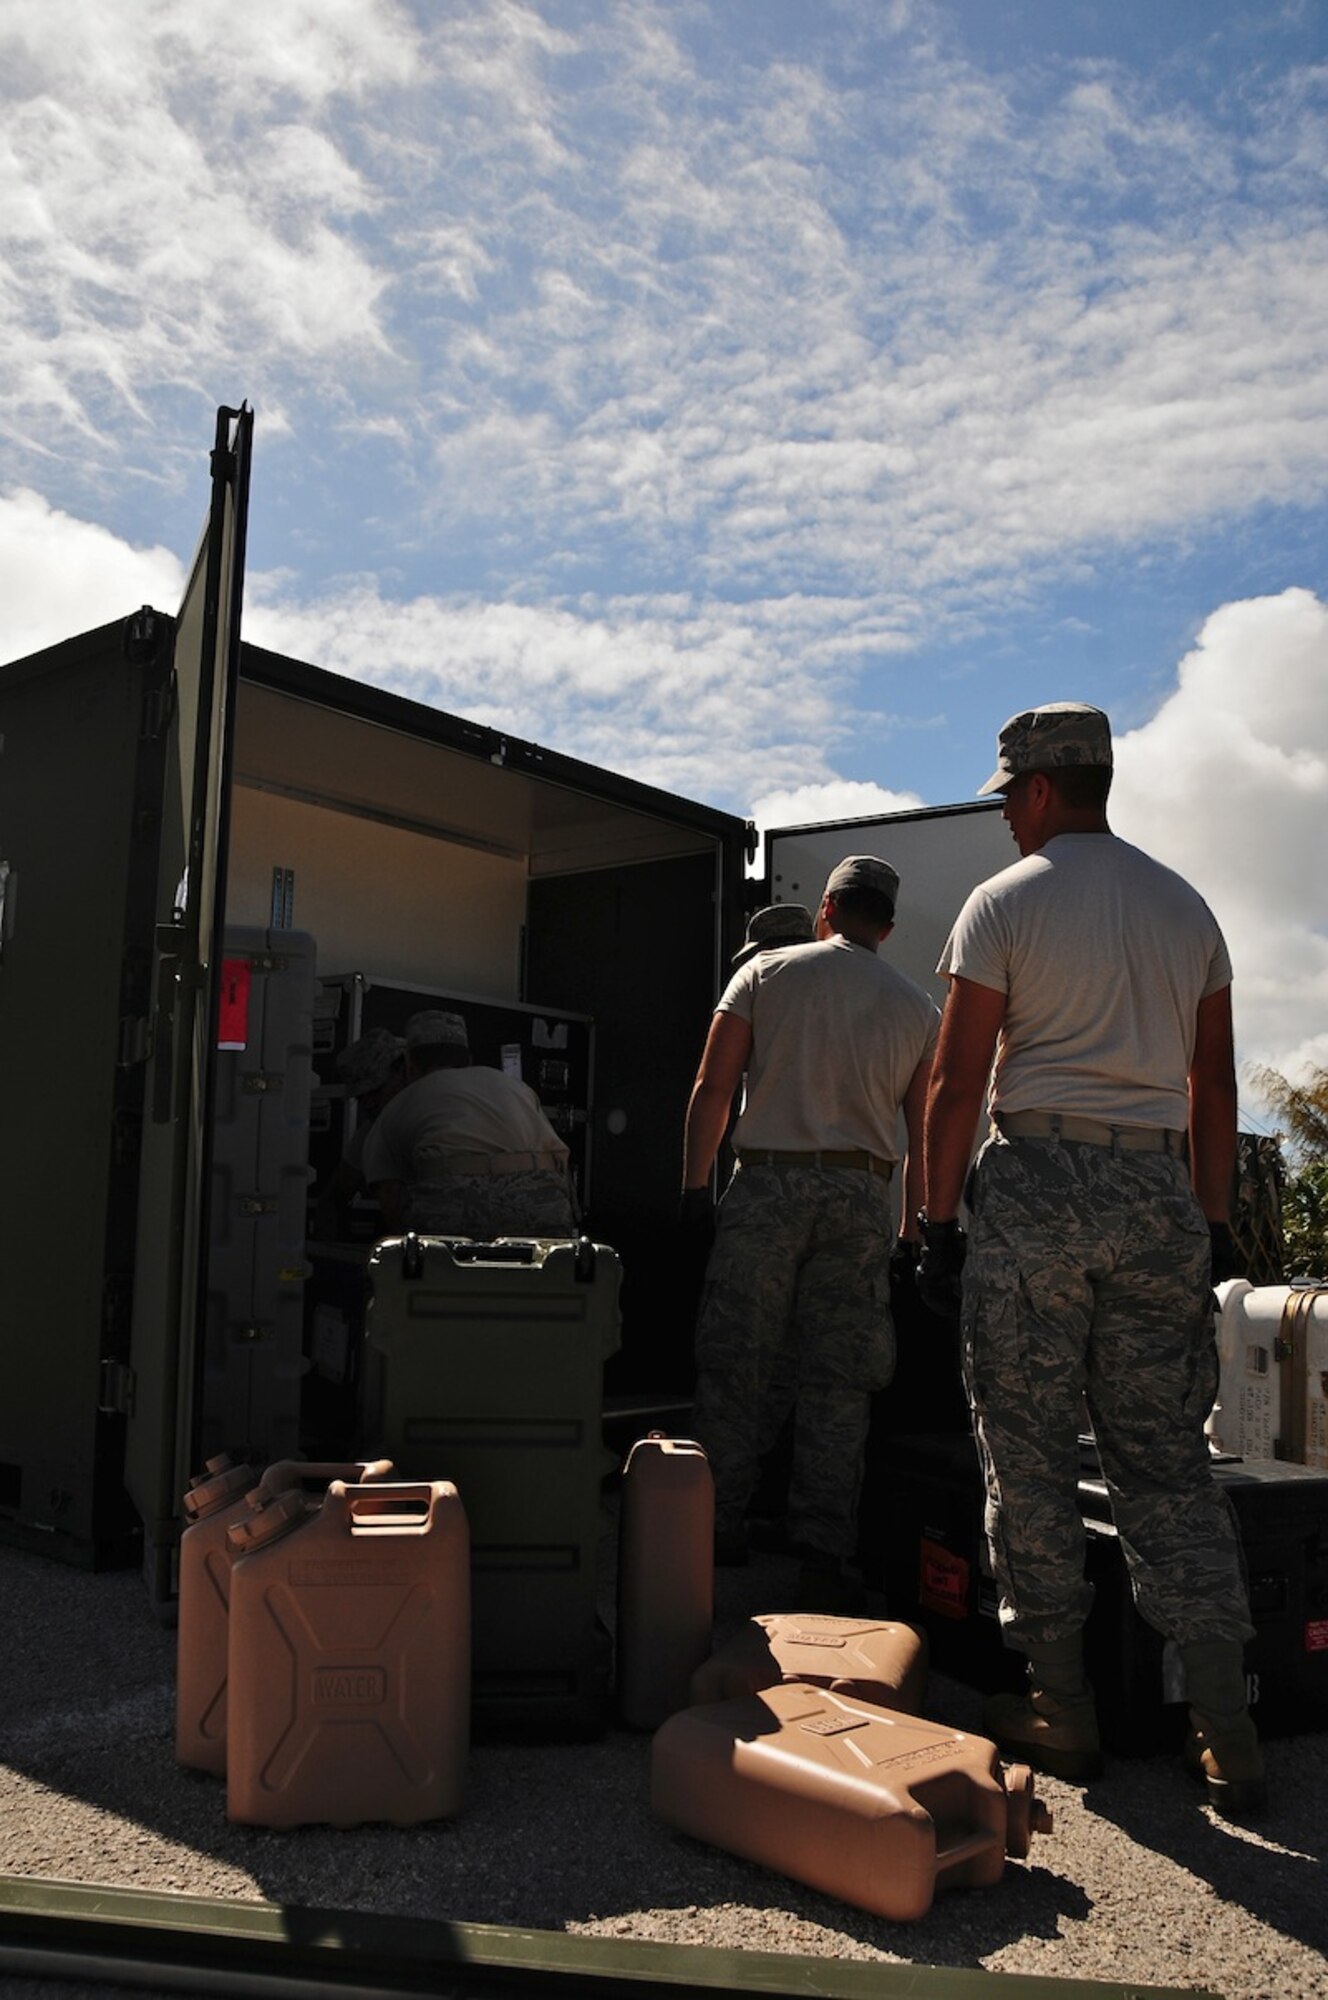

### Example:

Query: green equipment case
xmin=363 ymin=1231 xmax=621 ymax=1735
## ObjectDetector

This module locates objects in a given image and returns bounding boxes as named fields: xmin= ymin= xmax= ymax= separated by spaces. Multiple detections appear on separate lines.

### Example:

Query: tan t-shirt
xmin=937 ymin=832 xmax=1232 ymax=1129
xmin=717 ymin=935 xmax=940 ymax=1157
xmin=362 ymin=1066 xmax=568 ymax=1183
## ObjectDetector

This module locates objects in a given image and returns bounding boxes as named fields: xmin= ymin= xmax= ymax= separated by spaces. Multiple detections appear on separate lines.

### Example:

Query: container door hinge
xmin=119 ymin=1014 xmax=151 ymax=1067
xmin=99 ymin=1359 xmax=136 ymax=1416
xmin=140 ymin=678 xmax=177 ymax=740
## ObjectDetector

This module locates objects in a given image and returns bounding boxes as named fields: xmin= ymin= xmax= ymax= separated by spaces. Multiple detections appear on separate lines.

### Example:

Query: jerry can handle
xmin=327 ymin=1479 xmax=457 ymax=1531
xmin=257 ymin=1457 xmax=393 ymax=1497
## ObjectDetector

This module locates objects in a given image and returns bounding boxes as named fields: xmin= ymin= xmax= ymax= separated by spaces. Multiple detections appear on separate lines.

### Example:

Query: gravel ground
xmin=1 ymin=1529 xmax=1325 ymax=2000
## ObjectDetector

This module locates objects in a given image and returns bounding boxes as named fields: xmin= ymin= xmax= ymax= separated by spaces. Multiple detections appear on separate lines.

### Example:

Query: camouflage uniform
xmin=964 ymin=1132 xmax=1253 ymax=1646
xmin=691 ymin=1161 xmax=895 ymax=1560
xmin=407 ymin=1167 xmax=575 ymax=1241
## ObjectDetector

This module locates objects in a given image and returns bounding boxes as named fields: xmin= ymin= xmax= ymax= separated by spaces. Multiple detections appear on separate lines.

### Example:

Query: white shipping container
xmin=1208 ymin=1281 xmax=1328 ymax=1468
xmin=1208 ymin=1280 xmax=1281 ymax=1462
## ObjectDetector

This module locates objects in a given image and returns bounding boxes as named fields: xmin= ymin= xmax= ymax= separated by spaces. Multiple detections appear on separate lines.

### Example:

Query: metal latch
xmin=241 ymin=1072 xmax=284 ymax=1095
xmin=237 ymin=1195 xmax=278 ymax=1217
xmin=229 ymin=1322 xmax=271 ymax=1345
xmin=98 ymin=1360 xmax=136 ymax=1416
xmin=270 ymin=867 xmax=295 ymax=929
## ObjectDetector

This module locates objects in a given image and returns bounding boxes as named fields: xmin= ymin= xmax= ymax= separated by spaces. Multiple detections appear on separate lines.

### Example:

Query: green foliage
xmin=1282 ymin=1159 xmax=1328 ymax=1281
xmin=1247 ymin=1064 xmax=1328 ymax=1164
xmin=1248 ymin=1064 xmax=1328 ymax=1279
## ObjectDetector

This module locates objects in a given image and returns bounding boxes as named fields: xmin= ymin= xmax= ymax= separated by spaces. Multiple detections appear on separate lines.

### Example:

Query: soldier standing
xmin=919 ymin=701 xmax=1261 ymax=1815
xmin=682 ymin=856 xmax=939 ymax=1610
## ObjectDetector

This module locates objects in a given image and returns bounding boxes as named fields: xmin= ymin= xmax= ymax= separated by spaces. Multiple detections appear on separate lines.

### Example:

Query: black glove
xmin=1208 ymin=1221 xmax=1242 ymax=1287
xmin=679 ymin=1187 xmax=716 ymax=1253
xmin=915 ymin=1211 xmax=967 ymax=1318
xmin=888 ymin=1236 xmax=920 ymax=1301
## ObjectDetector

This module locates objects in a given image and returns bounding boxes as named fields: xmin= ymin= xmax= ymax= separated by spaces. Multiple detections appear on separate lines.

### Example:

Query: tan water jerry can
xmin=617 ymin=1434 xmax=714 ymax=1730
xmin=226 ymin=1479 xmax=470 ymax=1828
xmin=651 ymin=1681 xmax=1052 ymax=1923
xmin=175 ymin=1458 xmax=392 ymax=1775
xmin=690 ymin=1613 xmax=928 ymax=1713
xmin=176 ymin=1457 xmax=260 ymax=1773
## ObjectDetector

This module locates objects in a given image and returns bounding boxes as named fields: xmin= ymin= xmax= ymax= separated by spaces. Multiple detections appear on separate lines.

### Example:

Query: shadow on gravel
xmin=1081 ymin=1732 xmax=1328 ymax=1960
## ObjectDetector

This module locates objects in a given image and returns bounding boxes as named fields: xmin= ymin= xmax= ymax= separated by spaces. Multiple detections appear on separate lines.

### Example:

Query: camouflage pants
xmin=407 ymin=1169 xmax=576 ymax=1241
xmin=691 ymin=1163 xmax=895 ymax=1560
xmin=964 ymin=1133 xmax=1254 ymax=1651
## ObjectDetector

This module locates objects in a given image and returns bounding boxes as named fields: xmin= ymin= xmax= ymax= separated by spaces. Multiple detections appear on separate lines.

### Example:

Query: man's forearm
xmin=923 ymin=1078 xmax=985 ymax=1220
xmin=1189 ymin=985 xmax=1238 ymax=1223
xmin=682 ymin=1010 xmax=752 ymax=1192
xmin=1190 ymin=1074 xmax=1237 ymax=1222
xmin=922 ymin=977 xmax=1005 ymax=1221
xmin=683 ymin=1080 xmax=733 ymax=1191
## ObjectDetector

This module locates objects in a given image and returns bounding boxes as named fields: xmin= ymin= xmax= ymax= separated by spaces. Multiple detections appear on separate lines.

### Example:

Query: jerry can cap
xmin=226 ymin=1487 xmax=309 ymax=1553
xmin=182 ymin=1462 xmax=257 ymax=1520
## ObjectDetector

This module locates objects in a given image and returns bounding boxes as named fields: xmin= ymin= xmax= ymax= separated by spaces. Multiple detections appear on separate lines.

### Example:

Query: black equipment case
xmin=879 ymin=1434 xmax=1328 ymax=1752
xmin=362 ymin=1232 xmax=621 ymax=1736
xmin=1078 ymin=1452 xmax=1328 ymax=1751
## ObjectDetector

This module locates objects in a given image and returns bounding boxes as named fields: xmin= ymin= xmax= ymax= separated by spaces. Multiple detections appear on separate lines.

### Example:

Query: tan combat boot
xmin=1180 ymin=1639 xmax=1266 ymax=1818
xmin=983 ymin=1634 xmax=1103 ymax=1783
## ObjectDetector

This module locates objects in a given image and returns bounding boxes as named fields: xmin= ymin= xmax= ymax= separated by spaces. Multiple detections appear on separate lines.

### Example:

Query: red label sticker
xmin=1305 ymin=1620 xmax=1328 ymax=1654
xmin=218 ymin=959 xmax=251 ymax=1050
xmin=919 ymin=1537 xmax=970 ymax=1620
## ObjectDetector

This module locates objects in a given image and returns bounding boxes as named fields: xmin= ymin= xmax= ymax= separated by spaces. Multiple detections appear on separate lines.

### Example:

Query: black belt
xmin=738 ymin=1148 xmax=894 ymax=1177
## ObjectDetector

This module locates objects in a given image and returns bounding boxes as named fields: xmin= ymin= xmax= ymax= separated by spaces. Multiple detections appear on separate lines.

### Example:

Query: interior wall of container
xmin=226 ymin=786 xmax=527 ymax=998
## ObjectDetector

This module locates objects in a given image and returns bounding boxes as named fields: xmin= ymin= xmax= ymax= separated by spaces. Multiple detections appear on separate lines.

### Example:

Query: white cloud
xmin=0 ymin=490 xmax=183 ymax=660
xmin=0 ymin=0 xmax=414 ymax=488
xmin=749 ymin=779 xmax=925 ymax=830
xmin=243 ymin=576 xmax=879 ymax=805
xmin=1111 ymin=588 xmax=1328 ymax=1097
xmin=5 ymin=0 xmax=1327 ymax=618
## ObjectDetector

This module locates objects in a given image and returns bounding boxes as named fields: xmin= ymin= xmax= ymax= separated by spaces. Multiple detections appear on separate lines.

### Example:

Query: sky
xmin=2 ymin=0 xmax=1326 ymax=1124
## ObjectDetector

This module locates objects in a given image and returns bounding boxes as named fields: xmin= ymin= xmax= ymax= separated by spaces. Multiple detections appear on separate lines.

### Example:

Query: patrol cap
xmin=336 ymin=1028 xmax=405 ymax=1097
xmin=405 ymin=1009 xmax=469 ymax=1051
xmin=732 ymin=903 xmax=815 ymax=967
xmin=977 ymin=702 xmax=1113 ymax=796
xmin=823 ymin=854 xmax=899 ymax=913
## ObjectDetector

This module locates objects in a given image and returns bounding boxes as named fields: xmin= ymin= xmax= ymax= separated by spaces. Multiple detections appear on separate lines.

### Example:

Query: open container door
xmin=764 ymin=800 xmax=1012 ymax=1008
xmin=123 ymin=404 xmax=253 ymax=1604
